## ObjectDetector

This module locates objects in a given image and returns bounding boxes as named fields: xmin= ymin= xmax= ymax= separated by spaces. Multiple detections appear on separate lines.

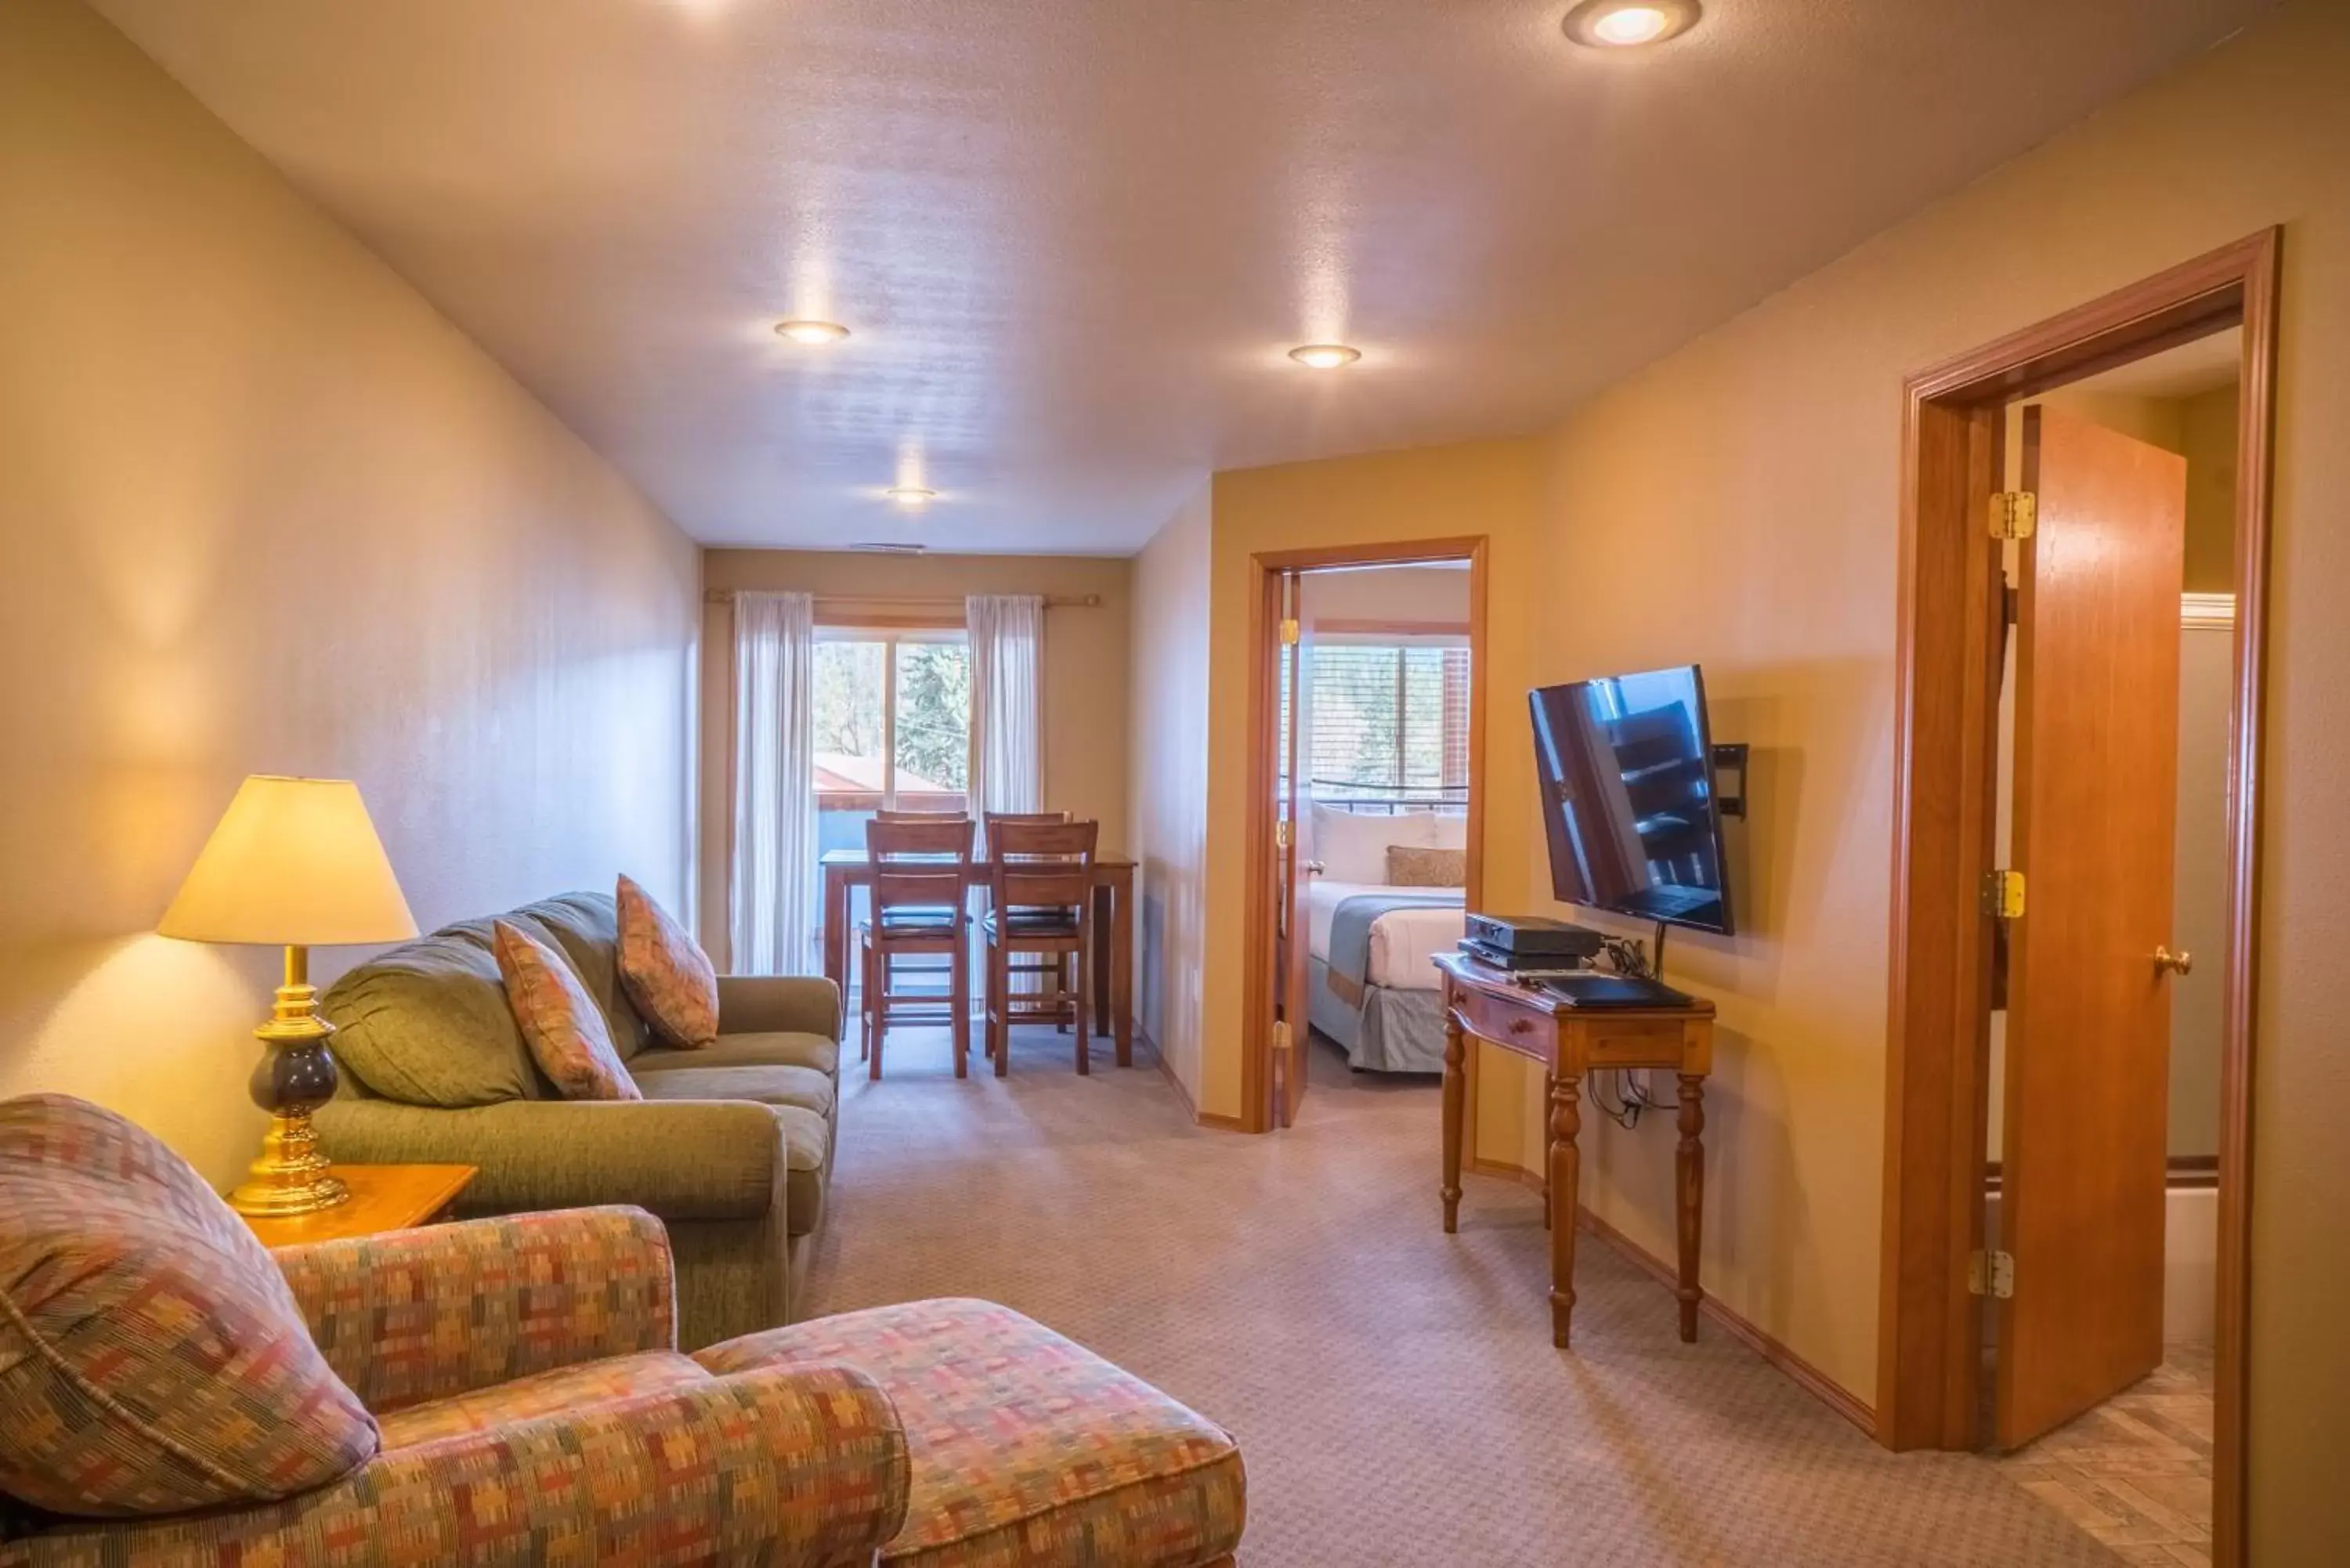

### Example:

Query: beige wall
xmin=0 ymin=0 xmax=700 ymax=1189
xmin=1520 ymin=3 xmax=2348 ymax=1553
xmin=1128 ymin=490 xmax=1213 ymax=1099
xmin=2181 ymin=384 xmax=2241 ymax=591
xmin=697 ymin=549 xmax=1132 ymax=969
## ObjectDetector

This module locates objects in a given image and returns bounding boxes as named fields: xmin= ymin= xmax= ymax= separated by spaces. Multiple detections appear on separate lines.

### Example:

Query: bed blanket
xmin=1325 ymin=888 xmax=1463 ymax=1006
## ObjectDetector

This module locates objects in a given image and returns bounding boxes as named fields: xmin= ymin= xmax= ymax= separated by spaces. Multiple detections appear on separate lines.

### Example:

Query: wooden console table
xmin=1434 ymin=952 xmax=1713 ymax=1348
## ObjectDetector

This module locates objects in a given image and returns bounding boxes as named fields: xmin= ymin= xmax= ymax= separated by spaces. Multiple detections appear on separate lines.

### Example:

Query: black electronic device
xmin=1542 ymin=972 xmax=1694 ymax=1010
xmin=1457 ymin=938 xmax=1590 ymax=977
xmin=1528 ymin=664 xmax=1737 ymax=937
xmin=1462 ymin=912 xmax=1603 ymax=959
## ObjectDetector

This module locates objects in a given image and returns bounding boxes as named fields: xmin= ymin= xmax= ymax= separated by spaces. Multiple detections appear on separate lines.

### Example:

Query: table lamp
xmin=159 ymin=775 xmax=418 ymax=1216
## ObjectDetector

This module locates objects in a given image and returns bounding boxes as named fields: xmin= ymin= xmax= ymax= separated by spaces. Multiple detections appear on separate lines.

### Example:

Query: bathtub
xmin=1980 ymin=1178 xmax=2218 ymax=1346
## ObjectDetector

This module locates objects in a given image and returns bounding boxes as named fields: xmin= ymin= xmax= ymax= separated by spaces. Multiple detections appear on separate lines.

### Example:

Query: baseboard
xmin=1470 ymin=1156 xmax=1546 ymax=1191
xmin=1466 ymin=1156 xmax=1871 ymax=1433
xmin=1147 ymin=1031 xmax=1249 ymax=1131
xmin=1574 ymin=1205 xmax=1877 ymax=1436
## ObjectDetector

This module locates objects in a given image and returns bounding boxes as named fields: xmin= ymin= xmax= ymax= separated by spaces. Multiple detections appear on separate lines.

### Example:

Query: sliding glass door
xmin=811 ymin=627 xmax=972 ymax=995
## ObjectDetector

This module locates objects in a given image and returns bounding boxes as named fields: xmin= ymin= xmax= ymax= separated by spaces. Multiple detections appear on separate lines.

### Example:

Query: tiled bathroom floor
xmin=1996 ymin=1345 xmax=2215 ymax=1564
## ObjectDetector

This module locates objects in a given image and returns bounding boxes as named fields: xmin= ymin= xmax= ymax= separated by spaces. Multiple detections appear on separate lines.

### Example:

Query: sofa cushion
xmin=695 ymin=1299 xmax=1243 ymax=1568
xmin=324 ymin=894 xmax=653 ymax=1108
xmin=631 ymin=1062 xmax=837 ymax=1122
xmin=0 ymin=1093 xmax=380 ymax=1517
xmin=639 ymin=1030 xmax=841 ymax=1080
xmin=322 ymin=924 xmax=540 ymax=1107
xmin=494 ymin=921 xmax=641 ymax=1102
xmin=616 ymin=875 xmax=721 ymax=1050
xmin=375 ymin=1349 xmax=710 ymax=1449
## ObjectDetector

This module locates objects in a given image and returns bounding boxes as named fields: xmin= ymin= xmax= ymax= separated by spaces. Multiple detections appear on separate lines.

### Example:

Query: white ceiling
xmin=94 ymin=0 xmax=2272 ymax=554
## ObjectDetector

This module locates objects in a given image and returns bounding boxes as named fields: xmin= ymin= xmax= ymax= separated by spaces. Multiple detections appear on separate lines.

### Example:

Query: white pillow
xmin=1311 ymin=804 xmax=1451 ymax=883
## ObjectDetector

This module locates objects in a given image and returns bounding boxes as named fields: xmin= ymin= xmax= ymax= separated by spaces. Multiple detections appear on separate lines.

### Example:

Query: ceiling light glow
xmin=1288 ymin=343 xmax=1362 ymax=370
xmin=1563 ymin=0 xmax=1699 ymax=49
xmin=885 ymin=486 xmax=938 ymax=505
xmin=775 ymin=319 xmax=850 ymax=345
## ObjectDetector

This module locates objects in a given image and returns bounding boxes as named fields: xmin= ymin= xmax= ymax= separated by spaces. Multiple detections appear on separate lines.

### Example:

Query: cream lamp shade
xmin=160 ymin=775 xmax=418 ymax=947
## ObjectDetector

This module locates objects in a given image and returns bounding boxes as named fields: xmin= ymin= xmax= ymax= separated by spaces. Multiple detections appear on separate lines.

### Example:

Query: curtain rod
xmin=704 ymin=589 xmax=1101 ymax=609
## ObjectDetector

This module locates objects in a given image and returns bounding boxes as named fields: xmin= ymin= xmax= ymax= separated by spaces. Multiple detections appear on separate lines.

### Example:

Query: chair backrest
xmin=876 ymin=807 xmax=967 ymax=822
xmin=866 ymin=815 xmax=973 ymax=916
xmin=984 ymin=810 xmax=1070 ymax=828
xmin=989 ymin=818 xmax=1097 ymax=915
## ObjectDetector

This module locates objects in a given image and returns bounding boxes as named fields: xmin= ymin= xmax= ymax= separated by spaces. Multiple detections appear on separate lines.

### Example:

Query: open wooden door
xmin=1995 ymin=404 xmax=2189 ymax=1449
xmin=1272 ymin=570 xmax=1317 ymax=1128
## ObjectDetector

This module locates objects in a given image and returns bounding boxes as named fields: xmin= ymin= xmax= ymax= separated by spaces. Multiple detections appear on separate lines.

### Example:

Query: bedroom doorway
xmin=1242 ymin=539 xmax=1488 ymax=1135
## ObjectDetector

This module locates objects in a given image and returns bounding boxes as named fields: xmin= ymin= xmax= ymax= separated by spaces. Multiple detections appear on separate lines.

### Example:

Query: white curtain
xmin=967 ymin=594 xmax=1045 ymax=849
xmin=730 ymin=591 xmax=817 ymax=975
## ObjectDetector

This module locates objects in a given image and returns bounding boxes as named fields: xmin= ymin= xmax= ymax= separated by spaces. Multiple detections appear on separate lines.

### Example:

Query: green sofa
xmin=314 ymin=892 xmax=839 ymax=1349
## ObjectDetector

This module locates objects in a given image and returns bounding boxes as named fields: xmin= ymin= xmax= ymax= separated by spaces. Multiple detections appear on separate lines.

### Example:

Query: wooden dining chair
xmin=982 ymin=818 xmax=1097 ymax=1076
xmin=859 ymin=815 xmax=974 ymax=1078
xmin=982 ymin=810 xmax=1076 ymax=1028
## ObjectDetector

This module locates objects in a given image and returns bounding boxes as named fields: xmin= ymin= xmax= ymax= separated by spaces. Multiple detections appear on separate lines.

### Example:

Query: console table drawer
xmin=1582 ymin=1017 xmax=1691 ymax=1067
xmin=1453 ymin=985 xmax=1553 ymax=1054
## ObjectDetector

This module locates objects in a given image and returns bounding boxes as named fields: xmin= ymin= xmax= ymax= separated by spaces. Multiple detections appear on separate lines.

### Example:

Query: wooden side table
xmin=1434 ymin=952 xmax=1714 ymax=1349
xmin=240 ymin=1164 xmax=476 ymax=1250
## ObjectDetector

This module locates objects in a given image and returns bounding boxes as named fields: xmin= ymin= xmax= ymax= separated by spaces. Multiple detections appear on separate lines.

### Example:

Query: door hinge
xmin=1988 ymin=491 xmax=2037 ymax=540
xmin=1981 ymin=869 xmax=2026 ymax=919
xmin=1279 ymin=617 xmax=1301 ymax=646
xmin=1271 ymin=1020 xmax=1293 ymax=1056
xmin=1969 ymin=1248 xmax=2016 ymax=1299
xmin=1275 ymin=819 xmax=1292 ymax=851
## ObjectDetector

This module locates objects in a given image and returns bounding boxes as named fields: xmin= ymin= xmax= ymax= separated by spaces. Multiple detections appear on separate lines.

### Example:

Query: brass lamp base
xmin=226 ymin=1108 xmax=349 ymax=1217
xmin=226 ymin=945 xmax=352 ymax=1219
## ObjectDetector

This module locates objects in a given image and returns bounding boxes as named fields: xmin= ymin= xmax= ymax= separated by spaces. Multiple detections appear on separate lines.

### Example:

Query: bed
xmin=1300 ymin=804 xmax=1467 ymax=1074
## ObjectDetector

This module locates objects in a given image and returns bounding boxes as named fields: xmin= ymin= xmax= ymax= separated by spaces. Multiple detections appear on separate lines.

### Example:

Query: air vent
xmin=849 ymin=542 xmax=926 ymax=555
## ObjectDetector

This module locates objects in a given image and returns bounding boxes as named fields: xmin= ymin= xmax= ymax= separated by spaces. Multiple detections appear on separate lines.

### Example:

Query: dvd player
xmin=1462 ymin=912 xmax=1603 ymax=959
xmin=1457 ymin=938 xmax=1590 ymax=977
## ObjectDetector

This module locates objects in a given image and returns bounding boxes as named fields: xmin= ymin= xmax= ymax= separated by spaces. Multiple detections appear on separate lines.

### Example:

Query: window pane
xmin=893 ymin=638 xmax=970 ymax=809
xmin=1309 ymin=645 xmax=1403 ymax=798
xmin=813 ymin=640 xmax=888 ymax=807
xmin=1401 ymin=648 xmax=1448 ymax=793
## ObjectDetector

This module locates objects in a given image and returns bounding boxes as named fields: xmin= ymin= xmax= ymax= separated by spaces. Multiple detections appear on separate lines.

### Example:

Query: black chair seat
xmin=983 ymin=909 xmax=1082 ymax=938
xmin=865 ymin=907 xmax=964 ymax=934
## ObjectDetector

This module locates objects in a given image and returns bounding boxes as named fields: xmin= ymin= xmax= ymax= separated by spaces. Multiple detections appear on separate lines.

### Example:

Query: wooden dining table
xmin=818 ymin=847 xmax=1136 ymax=1066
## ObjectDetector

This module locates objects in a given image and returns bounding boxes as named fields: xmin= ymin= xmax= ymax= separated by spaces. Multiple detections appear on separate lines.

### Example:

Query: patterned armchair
xmin=1 ymin=1096 xmax=1246 ymax=1568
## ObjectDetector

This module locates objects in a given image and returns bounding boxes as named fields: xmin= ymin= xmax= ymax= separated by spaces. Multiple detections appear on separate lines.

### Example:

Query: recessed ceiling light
xmin=884 ymin=486 xmax=938 ymax=505
xmin=1288 ymin=343 xmax=1362 ymax=369
xmin=1562 ymin=0 xmax=1699 ymax=49
xmin=851 ymin=541 xmax=927 ymax=555
xmin=774 ymin=319 xmax=850 ymax=345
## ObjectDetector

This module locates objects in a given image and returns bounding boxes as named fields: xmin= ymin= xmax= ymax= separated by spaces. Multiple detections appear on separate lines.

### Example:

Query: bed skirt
xmin=1307 ymin=955 xmax=1449 ymax=1075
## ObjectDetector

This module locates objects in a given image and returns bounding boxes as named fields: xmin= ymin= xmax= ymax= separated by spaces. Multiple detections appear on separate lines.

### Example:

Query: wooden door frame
xmin=1874 ymin=229 xmax=2278 ymax=1568
xmin=1241 ymin=537 xmax=1490 ymax=1135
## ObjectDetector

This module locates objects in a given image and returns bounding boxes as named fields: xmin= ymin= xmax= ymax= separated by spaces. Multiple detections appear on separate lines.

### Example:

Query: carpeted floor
xmin=805 ymin=1025 xmax=2123 ymax=1567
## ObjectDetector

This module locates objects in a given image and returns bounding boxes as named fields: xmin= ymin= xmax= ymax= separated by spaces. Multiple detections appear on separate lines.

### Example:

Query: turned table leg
xmin=1549 ymin=1072 xmax=1582 ymax=1349
xmin=1676 ymin=1071 xmax=1706 ymax=1343
xmin=1440 ymin=1010 xmax=1466 ymax=1234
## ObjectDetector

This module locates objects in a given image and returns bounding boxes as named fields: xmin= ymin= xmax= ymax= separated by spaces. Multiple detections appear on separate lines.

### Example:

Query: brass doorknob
xmin=2154 ymin=945 xmax=2193 ymax=976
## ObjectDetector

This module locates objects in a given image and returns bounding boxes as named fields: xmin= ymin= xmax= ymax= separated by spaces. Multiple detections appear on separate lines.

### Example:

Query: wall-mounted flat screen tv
xmin=1529 ymin=664 xmax=1734 ymax=935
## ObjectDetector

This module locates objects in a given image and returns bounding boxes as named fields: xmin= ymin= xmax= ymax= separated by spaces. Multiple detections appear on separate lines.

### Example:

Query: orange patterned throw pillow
xmin=0 ymin=1093 xmax=379 ymax=1516
xmin=615 ymin=873 xmax=719 ymax=1050
xmin=493 ymin=919 xmax=641 ymax=1100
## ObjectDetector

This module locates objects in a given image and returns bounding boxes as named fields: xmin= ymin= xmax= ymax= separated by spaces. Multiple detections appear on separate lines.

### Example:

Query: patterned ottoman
xmin=698 ymin=1299 xmax=1246 ymax=1568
